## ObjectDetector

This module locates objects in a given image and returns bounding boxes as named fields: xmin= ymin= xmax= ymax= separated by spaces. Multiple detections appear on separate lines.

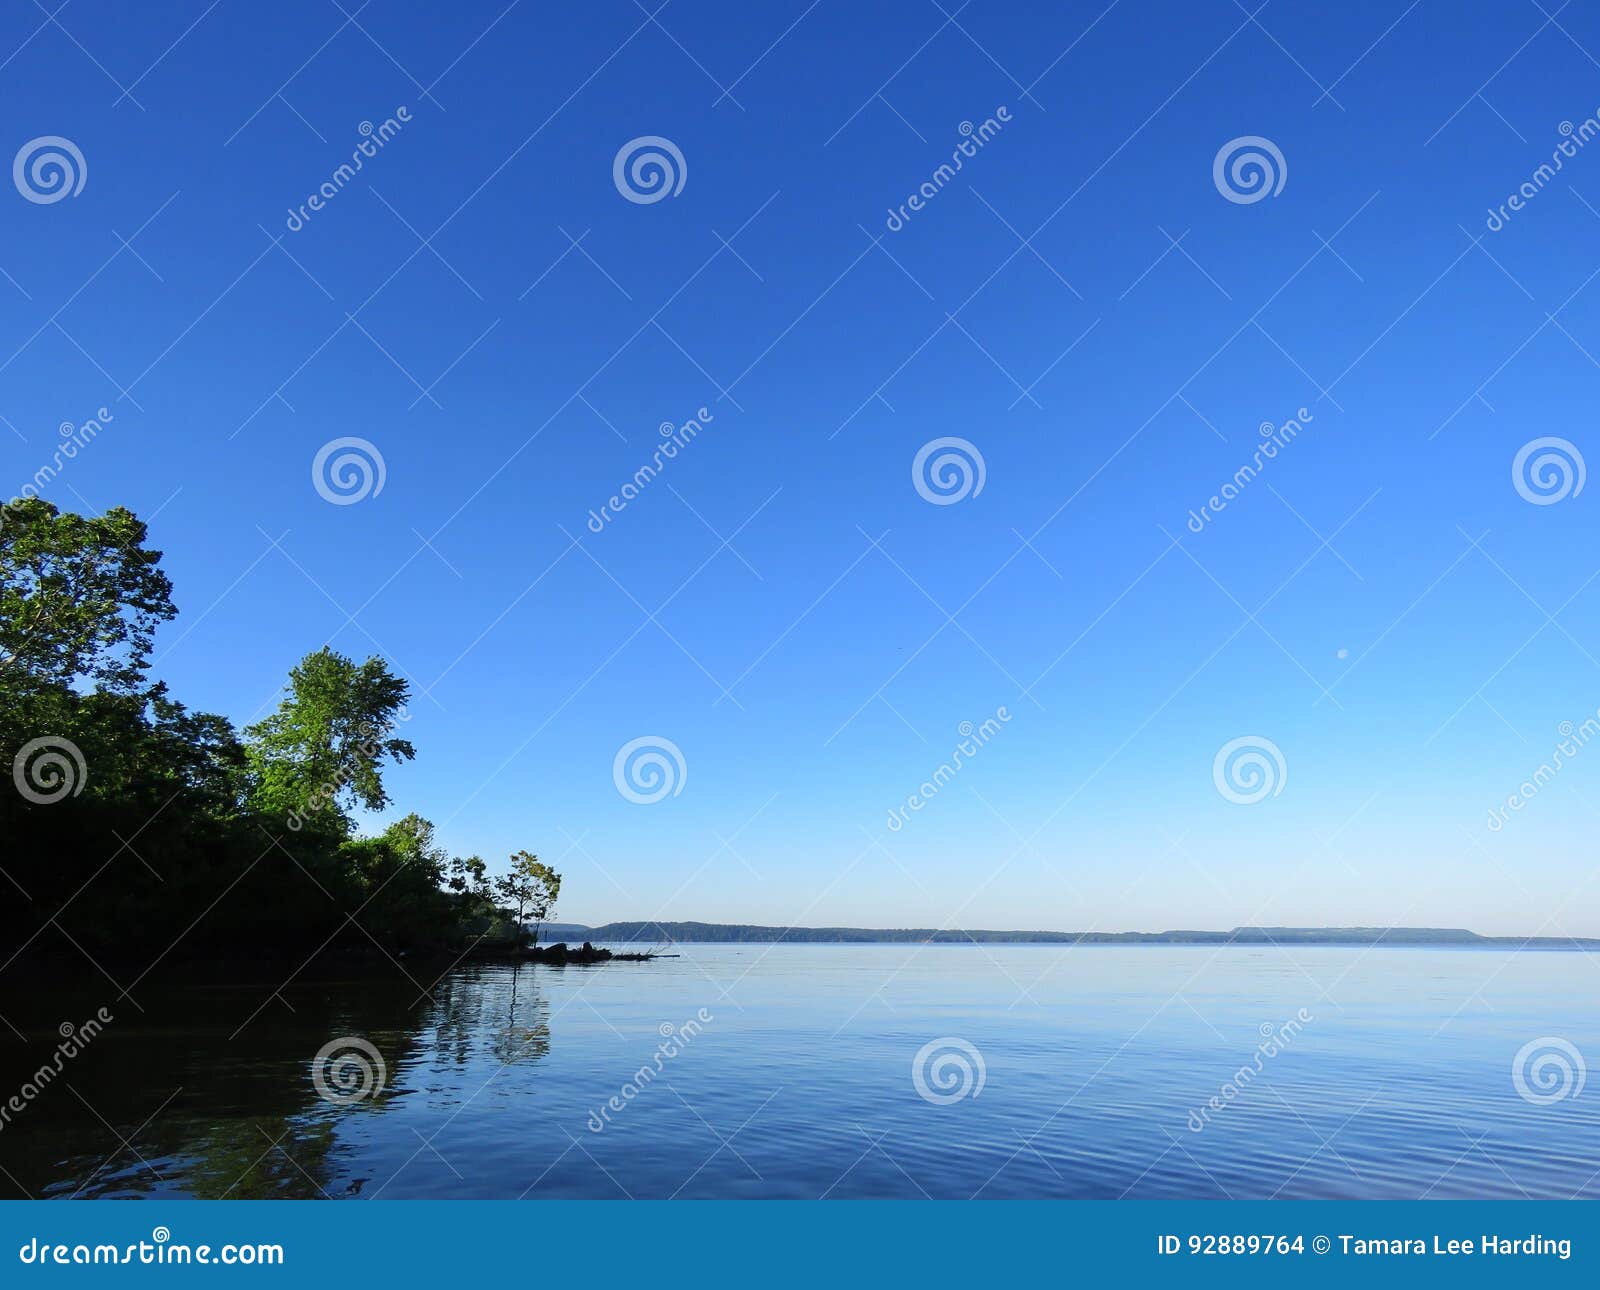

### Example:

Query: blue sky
xmin=4 ymin=0 xmax=1600 ymax=934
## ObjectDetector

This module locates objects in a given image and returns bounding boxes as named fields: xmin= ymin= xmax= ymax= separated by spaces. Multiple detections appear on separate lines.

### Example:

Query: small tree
xmin=494 ymin=851 xmax=561 ymax=947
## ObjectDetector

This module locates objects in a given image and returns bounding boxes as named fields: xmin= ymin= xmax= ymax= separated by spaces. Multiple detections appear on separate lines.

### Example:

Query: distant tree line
xmin=0 ymin=499 xmax=558 ymax=970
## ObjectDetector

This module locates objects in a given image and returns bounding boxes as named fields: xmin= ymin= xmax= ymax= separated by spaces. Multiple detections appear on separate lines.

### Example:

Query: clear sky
xmin=3 ymin=1 xmax=1599 ymax=935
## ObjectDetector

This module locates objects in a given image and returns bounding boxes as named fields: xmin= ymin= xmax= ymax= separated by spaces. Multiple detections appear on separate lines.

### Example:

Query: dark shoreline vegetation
xmin=1 ymin=500 xmax=575 ymax=980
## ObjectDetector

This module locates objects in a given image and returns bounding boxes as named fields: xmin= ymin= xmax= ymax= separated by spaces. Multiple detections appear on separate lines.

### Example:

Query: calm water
xmin=1 ymin=945 xmax=1596 ymax=1199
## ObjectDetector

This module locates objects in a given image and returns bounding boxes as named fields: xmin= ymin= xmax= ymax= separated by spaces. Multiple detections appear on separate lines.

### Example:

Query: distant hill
xmin=531 ymin=921 xmax=1600 ymax=948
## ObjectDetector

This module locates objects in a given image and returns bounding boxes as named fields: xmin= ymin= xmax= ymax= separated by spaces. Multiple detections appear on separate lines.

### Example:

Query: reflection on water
xmin=0 ymin=963 xmax=552 ymax=1199
xmin=1 ymin=946 xmax=1597 ymax=1199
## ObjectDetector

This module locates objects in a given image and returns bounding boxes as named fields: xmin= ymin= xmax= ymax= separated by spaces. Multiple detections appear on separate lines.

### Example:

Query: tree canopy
xmin=495 ymin=851 xmax=562 ymax=946
xmin=245 ymin=646 xmax=415 ymax=829
xmin=0 ymin=498 xmax=175 ymax=693
xmin=1 ymin=502 xmax=543 ymax=970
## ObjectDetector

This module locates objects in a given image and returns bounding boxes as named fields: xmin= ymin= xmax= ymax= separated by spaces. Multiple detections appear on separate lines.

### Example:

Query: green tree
xmin=494 ymin=852 xmax=561 ymax=947
xmin=339 ymin=813 xmax=455 ymax=949
xmin=0 ymin=498 xmax=175 ymax=693
xmin=448 ymin=854 xmax=490 ymax=897
xmin=141 ymin=684 xmax=250 ymax=814
xmin=244 ymin=647 xmax=414 ymax=829
xmin=375 ymin=812 xmax=449 ymax=888
xmin=0 ymin=499 xmax=564 ymax=970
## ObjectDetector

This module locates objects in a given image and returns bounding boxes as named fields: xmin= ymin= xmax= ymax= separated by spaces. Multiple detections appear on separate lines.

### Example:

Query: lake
xmin=1 ymin=945 xmax=1596 ymax=1199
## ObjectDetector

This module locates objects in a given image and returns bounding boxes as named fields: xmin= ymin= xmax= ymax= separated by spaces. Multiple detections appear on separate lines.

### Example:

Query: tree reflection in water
xmin=0 ymin=964 xmax=553 ymax=1199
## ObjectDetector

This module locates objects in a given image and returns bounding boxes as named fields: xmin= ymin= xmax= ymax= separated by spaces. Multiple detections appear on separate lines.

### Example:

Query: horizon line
xmin=533 ymin=920 xmax=1600 ymax=946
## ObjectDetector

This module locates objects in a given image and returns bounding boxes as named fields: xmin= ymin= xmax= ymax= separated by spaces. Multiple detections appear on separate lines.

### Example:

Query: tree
xmin=448 ymin=854 xmax=490 ymax=897
xmin=0 ymin=499 xmax=175 ymax=693
xmin=244 ymin=647 xmax=414 ymax=828
xmin=494 ymin=852 xmax=561 ymax=947
xmin=142 ymin=684 xmax=250 ymax=813
xmin=377 ymin=813 xmax=449 ymax=886
xmin=0 ymin=498 xmax=573 ymax=970
xmin=337 ymin=813 xmax=456 ymax=949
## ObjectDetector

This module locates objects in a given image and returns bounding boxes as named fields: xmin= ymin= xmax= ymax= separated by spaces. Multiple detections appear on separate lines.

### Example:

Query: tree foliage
xmin=0 ymin=502 xmax=546 ymax=971
xmin=494 ymin=852 xmax=562 ymax=946
xmin=0 ymin=498 xmax=175 ymax=694
xmin=244 ymin=647 xmax=415 ymax=828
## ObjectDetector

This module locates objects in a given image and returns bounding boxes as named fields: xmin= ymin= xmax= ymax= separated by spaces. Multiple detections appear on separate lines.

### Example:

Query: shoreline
xmin=531 ymin=923 xmax=1600 ymax=949
xmin=4 ymin=929 xmax=1594 ymax=989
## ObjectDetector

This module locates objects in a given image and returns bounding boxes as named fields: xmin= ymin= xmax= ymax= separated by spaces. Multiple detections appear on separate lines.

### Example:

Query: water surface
xmin=1 ymin=945 xmax=1595 ymax=1199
